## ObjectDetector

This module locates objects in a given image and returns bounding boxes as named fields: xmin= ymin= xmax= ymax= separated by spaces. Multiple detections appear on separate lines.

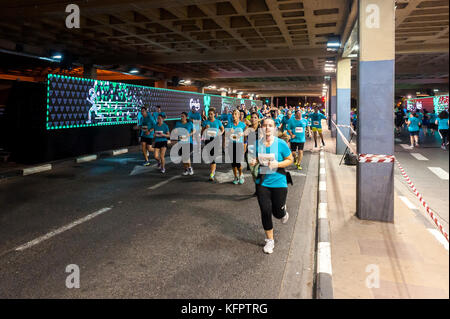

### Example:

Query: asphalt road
xmin=394 ymin=129 xmax=449 ymax=232
xmin=0 ymin=146 xmax=316 ymax=298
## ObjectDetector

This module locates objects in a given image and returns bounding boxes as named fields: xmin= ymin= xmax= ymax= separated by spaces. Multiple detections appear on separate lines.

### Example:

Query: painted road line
xmin=399 ymin=196 xmax=418 ymax=210
xmin=410 ymin=153 xmax=428 ymax=161
xmin=400 ymin=144 xmax=412 ymax=150
xmin=318 ymin=203 xmax=328 ymax=219
xmin=320 ymin=168 xmax=326 ymax=175
xmin=112 ymin=148 xmax=128 ymax=156
xmin=148 ymin=175 xmax=181 ymax=190
xmin=319 ymin=181 xmax=326 ymax=191
xmin=427 ymin=229 xmax=449 ymax=251
xmin=15 ymin=207 xmax=113 ymax=252
xmin=428 ymin=167 xmax=449 ymax=180
xmin=22 ymin=164 xmax=52 ymax=176
xmin=76 ymin=154 xmax=97 ymax=163
xmin=317 ymin=242 xmax=332 ymax=275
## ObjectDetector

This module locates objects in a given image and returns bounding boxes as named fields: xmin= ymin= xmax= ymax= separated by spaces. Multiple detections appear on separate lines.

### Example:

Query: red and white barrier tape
xmin=396 ymin=160 xmax=449 ymax=242
xmin=331 ymin=120 xmax=448 ymax=241
xmin=359 ymin=154 xmax=395 ymax=163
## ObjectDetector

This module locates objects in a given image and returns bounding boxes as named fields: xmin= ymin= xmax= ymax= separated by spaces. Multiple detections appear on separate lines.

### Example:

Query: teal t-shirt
xmin=227 ymin=121 xmax=247 ymax=143
xmin=408 ymin=117 xmax=420 ymax=132
xmin=288 ymin=118 xmax=308 ymax=143
xmin=256 ymin=137 xmax=292 ymax=188
xmin=202 ymin=119 xmax=223 ymax=139
xmin=153 ymin=123 xmax=170 ymax=142
xmin=437 ymin=118 xmax=449 ymax=130
xmin=139 ymin=115 xmax=155 ymax=138
xmin=310 ymin=112 xmax=326 ymax=128
xmin=220 ymin=114 xmax=233 ymax=128
xmin=428 ymin=113 xmax=437 ymax=124
xmin=175 ymin=121 xmax=194 ymax=144
xmin=282 ymin=115 xmax=293 ymax=131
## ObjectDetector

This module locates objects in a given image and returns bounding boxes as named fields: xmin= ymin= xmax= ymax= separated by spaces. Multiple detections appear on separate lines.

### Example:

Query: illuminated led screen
xmin=46 ymin=74 xmax=261 ymax=130
xmin=406 ymin=95 xmax=449 ymax=114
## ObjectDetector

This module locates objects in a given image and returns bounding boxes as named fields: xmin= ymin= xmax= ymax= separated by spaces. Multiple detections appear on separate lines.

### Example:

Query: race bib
xmin=258 ymin=153 xmax=275 ymax=166
xmin=313 ymin=121 xmax=319 ymax=126
xmin=155 ymin=130 xmax=163 ymax=136
xmin=207 ymin=129 xmax=217 ymax=137
xmin=295 ymin=127 xmax=304 ymax=133
xmin=230 ymin=133 xmax=239 ymax=141
xmin=180 ymin=135 xmax=188 ymax=142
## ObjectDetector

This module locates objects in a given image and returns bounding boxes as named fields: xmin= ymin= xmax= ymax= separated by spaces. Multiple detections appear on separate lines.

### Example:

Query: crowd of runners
xmin=394 ymin=105 xmax=449 ymax=150
xmin=135 ymin=102 xmax=327 ymax=254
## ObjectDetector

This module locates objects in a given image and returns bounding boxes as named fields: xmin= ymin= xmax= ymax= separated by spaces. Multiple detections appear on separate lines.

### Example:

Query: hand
xmin=291 ymin=134 xmax=296 ymax=139
xmin=145 ymin=130 xmax=150 ymax=135
xmin=268 ymin=160 xmax=278 ymax=171
xmin=249 ymin=158 xmax=258 ymax=166
xmin=205 ymin=125 xmax=210 ymax=129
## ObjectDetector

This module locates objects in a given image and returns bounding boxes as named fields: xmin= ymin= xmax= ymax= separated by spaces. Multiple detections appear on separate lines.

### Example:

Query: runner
xmin=248 ymin=117 xmax=294 ymax=254
xmin=309 ymin=107 xmax=327 ymax=148
xmin=287 ymin=109 xmax=308 ymax=170
xmin=281 ymin=110 xmax=293 ymax=133
xmin=201 ymin=107 xmax=225 ymax=181
xmin=188 ymin=106 xmax=202 ymax=147
xmin=436 ymin=110 xmax=449 ymax=150
xmin=174 ymin=112 xmax=195 ymax=175
xmin=153 ymin=114 xmax=170 ymax=173
xmin=420 ymin=109 xmax=429 ymax=136
xmin=228 ymin=109 xmax=247 ymax=185
xmin=394 ymin=107 xmax=404 ymax=134
xmin=137 ymin=106 xmax=155 ymax=166
xmin=406 ymin=112 xmax=421 ymax=148
xmin=428 ymin=109 xmax=438 ymax=135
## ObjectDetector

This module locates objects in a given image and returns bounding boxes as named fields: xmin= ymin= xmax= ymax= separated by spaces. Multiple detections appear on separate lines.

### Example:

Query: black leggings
xmin=230 ymin=142 xmax=244 ymax=169
xmin=256 ymin=184 xmax=288 ymax=231
xmin=439 ymin=129 xmax=449 ymax=145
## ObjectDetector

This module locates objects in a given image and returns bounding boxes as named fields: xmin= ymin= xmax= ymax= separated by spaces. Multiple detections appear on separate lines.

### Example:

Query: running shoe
xmin=281 ymin=211 xmax=289 ymax=224
xmin=161 ymin=168 xmax=166 ymax=174
xmin=209 ymin=173 xmax=215 ymax=181
xmin=182 ymin=169 xmax=189 ymax=176
xmin=189 ymin=167 xmax=194 ymax=175
xmin=143 ymin=161 xmax=151 ymax=166
xmin=297 ymin=164 xmax=303 ymax=170
xmin=263 ymin=239 xmax=274 ymax=254
xmin=441 ymin=145 xmax=446 ymax=150
xmin=233 ymin=177 xmax=239 ymax=185
xmin=239 ymin=176 xmax=245 ymax=184
xmin=157 ymin=161 xmax=161 ymax=169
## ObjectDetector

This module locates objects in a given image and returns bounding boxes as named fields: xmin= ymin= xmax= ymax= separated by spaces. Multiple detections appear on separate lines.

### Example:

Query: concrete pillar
xmin=83 ymin=65 xmax=97 ymax=79
xmin=336 ymin=58 xmax=351 ymax=154
xmin=155 ymin=80 xmax=167 ymax=88
xmin=357 ymin=0 xmax=395 ymax=222
xmin=330 ymin=77 xmax=337 ymax=137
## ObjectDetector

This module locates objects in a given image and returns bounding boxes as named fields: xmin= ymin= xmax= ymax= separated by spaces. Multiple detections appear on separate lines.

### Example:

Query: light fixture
xmin=51 ymin=53 xmax=63 ymax=60
xmin=433 ymin=89 xmax=439 ymax=92
xmin=407 ymin=95 xmax=412 ymax=99
xmin=129 ymin=68 xmax=139 ymax=74
xmin=184 ymin=79 xmax=192 ymax=85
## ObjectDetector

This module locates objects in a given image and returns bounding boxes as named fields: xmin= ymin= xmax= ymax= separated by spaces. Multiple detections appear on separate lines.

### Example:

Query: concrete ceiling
xmin=0 ymin=0 xmax=448 ymax=97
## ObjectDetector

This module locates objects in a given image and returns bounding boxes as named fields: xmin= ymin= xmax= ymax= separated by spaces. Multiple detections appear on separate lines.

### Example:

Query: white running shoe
xmin=189 ymin=167 xmax=194 ymax=175
xmin=161 ymin=168 xmax=166 ymax=174
xmin=281 ymin=211 xmax=289 ymax=224
xmin=182 ymin=169 xmax=189 ymax=176
xmin=263 ymin=239 xmax=275 ymax=254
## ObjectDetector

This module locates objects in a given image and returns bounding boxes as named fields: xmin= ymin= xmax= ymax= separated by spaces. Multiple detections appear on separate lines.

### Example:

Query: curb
xmin=315 ymin=150 xmax=334 ymax=299
xmin=0 ymin=145 xmax=140 ymax=182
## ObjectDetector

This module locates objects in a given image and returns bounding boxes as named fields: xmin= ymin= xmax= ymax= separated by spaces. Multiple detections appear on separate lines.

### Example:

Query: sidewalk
xmin=322 ymin=125 xmax=449 ymax=299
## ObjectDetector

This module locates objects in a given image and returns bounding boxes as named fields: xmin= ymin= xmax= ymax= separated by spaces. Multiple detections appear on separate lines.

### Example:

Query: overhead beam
xmin=211 ymin=69 xmax=328 ymax=78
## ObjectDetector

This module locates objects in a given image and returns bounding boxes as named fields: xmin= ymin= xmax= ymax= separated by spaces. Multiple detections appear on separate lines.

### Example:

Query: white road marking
xmin=410 ymin=153 xmax=428 ymax=161
xmin=400 ymin=144 xmax=412 ymax=150
xmin=428 ymin=167 xmax=449 ymax=180
xmin=395 ymin=138 xmax=402 ymax=142
xmin=148 ymin=175 xmax=181 ymax=190
xmin=317 ymin=242 xmax=332 ymax=275
xmin=76 ymin=155 xmax=97 ymax=163
xmin=399 ymin=196 xmax=418 ymax=210
xmin=22 ymin=164 xmax=52 ymax=176
xmin=319 ymin=181 xmax=326 ymax=191
xmin=320 ymin=168 xmax=326 ymax=175
xmin=427 ymin=229 xmax=449 ymax=251
xmin=15 ymin=207 xmax=113 ymax=252
xmin=318 ymin=203 xmax=328 ymax=219
xmin=112 ymin=148 xmax=128 ymax=156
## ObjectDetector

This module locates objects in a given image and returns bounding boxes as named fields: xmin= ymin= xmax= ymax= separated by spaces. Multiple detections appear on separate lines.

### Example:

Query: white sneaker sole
xmin=282 ymin=212 xmax=289 ymax=224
